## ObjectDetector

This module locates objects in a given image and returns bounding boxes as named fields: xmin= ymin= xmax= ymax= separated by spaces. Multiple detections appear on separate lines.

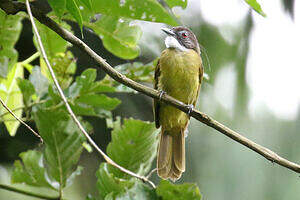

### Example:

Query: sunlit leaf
xmin=107 ymin=118 xmax=159 ymax=178
xmin=165 ymin=0 xmax=188 ymax=9
xmin=66 ymin=0 xmax=83 ymax=30
xmin=0 ymin=10 xmax=23 ymax=78
xmin=87 ymin=16 xmax=142 ymax=59
xmin=90 ymin=0 xmax=177 ymax=25
xmin=156 ymin=180 xmax=202 ymax=200
xmin=245 ymin=0 xmax=266 ymax=17
xmin=48 ymin=0 xmax=66 ymax=18
xmin=0 ymin=63 xmax=24 ymax=136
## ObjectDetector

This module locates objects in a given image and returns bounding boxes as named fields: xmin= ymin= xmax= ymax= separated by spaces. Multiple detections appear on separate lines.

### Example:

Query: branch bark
xmin=1 ymin=0 xmax=300 ymax=175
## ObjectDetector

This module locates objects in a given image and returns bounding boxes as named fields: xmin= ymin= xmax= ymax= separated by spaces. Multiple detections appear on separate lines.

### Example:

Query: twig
xmin=0 ymin=183 xmax=59 ymax=200
xmin=1 ymin=0 xmax=300 ymax=177
xmin=0 ymin=97 xmax=43 ymax=143
xmin=24 ymin=0 xmax=156 ymax=189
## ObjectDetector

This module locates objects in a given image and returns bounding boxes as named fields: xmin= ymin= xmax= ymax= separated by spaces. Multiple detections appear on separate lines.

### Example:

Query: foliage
xmin=1 ymin=0 xmax=264 ymax=199
xmin=245 ymin=0 xmax=266 ymax=17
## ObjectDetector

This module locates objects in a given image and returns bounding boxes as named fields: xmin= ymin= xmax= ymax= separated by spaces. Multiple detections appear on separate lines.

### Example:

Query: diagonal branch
xmin=1 ymin=0 xmax=300 ymax=176
xmin=24 ymin=0 xmax=155 ymax=189
xmin=0 ymin=97 xmax=43 ymax=143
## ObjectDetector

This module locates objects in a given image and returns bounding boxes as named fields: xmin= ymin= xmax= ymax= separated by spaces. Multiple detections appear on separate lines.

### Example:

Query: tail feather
xmin=157 ymin=128 xmax=185 ymax=182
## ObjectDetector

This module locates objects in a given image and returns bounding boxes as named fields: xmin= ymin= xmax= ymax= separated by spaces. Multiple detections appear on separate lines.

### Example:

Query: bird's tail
xmin=157 ymin=128 xmax=185 ymax=182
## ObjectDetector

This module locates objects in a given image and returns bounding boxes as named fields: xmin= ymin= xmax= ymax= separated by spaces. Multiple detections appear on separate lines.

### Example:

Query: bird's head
xmin=162 ymin=26 xmax=200 ymax=54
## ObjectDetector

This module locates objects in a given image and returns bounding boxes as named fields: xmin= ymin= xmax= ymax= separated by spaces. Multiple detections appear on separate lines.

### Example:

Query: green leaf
xmin=107 ymin=118 xmax=159 ymax=178
xmin=0 ymin=63 xmax=24 ymax=136
xmin=90 ymin=0 xmax=177 ymax=25
xmin=66 ymin=0 xmax=83 ymax=30
xmin=11 ymin=150 xmax=55 ymax=189
xmin=33 ymin=108 xmax=85 ymax=189
xmin=29 ymin=67 xmax=49 ymax=98
xmin=0 ymin=10 xmax=23 ymax=78
xmin=165 ymin=0 xmax=188 ymax=9
xmin=156 ymin=180 xmax=202 ymax=200
xmin=108 ymin=182 xmax=158 ymax=200
xmin=96 ymin=163 xmax=135 ymax=198
xmin=87 ymin=16 xmax=142 ymax=59
xmin=100 ymin=61 xmax=155 ymax=92
xmin=76 ymin=94 xmax=120 ymax=111
xmin=48 ymin=0 xmax=66 ymax=18
xmin=245 ymin=0 xmax=266 ymax=17
xmin=17 ymin=78 xmax=35 ymax=106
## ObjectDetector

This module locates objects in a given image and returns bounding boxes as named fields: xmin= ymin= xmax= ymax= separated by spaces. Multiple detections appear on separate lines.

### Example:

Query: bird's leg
xmin=158 ymin=90 xmax=166 ymax=100
xmin=186 ymin=104 xmax=194 ymax=115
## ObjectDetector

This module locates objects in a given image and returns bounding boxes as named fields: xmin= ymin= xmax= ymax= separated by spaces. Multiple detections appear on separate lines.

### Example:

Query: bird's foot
xmin=186 ymin=104 xmax=194 ymax=116
xmin=158 ymin=90 xmax=166 ymax=100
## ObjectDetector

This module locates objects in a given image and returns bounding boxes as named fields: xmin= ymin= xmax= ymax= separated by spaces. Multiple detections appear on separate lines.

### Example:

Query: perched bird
xmin=154 ymin=26 xmax=203 ymax=181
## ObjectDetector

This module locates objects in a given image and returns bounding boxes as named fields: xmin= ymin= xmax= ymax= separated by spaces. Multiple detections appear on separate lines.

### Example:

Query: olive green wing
xmin=192 ymin=59 xmax=204 ymax=107
xmin=153 ymin=59 xmax=161 ymax=128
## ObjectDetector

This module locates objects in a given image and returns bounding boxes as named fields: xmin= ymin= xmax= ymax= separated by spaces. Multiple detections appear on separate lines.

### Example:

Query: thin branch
xmin=0 ymin=183 xmax=59 ymax=200
xmin=1 ymin=0 xmax=300 ymax=176
xmin=24 ymin=0 xmax=156 ymax=189
xmin=0 ymin=97 xmax=43 ymax=143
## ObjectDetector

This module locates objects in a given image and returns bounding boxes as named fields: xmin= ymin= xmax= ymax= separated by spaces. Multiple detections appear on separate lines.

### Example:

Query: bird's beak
xmin=161 ymin=27 xmax=175 ymax=36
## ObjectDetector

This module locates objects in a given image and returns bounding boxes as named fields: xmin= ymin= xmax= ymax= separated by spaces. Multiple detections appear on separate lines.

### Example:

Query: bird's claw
xmin=186 ymin=104 xmax=194 ymax=115
xmin=158 ymin=90 xmax=166 ymax=100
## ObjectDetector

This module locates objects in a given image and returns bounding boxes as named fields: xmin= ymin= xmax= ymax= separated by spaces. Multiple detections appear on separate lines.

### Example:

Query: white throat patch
xmin=165 ymin=36 xmax=188 ymax=52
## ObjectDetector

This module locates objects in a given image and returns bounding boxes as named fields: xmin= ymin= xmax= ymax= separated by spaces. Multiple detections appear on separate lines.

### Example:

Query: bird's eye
xmin=181 ymin=32 xmax=187 ymax=38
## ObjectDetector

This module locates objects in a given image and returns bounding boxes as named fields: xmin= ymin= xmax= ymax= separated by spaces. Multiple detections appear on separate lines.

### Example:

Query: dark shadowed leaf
xmin=156 ymin=180 xmax=202 ymax=200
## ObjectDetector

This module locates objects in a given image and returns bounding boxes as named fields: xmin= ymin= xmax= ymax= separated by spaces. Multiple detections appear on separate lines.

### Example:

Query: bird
xmin=154 ymin=26 xmax=203 ymax=181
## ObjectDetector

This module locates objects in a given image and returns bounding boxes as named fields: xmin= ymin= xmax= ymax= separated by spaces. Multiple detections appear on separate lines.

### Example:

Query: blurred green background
xmin=1 ymin=0 xmax=300 ymax=199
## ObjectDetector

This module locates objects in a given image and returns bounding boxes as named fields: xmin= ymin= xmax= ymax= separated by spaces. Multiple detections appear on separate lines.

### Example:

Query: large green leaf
xmin=48 ymin=0 xmax=66 ymax=18
xmin=17 ymin=78 xmax=35 ymax=106
xmin=0 ymin=63 xmax=24 ymax=136
xmin=96 ymin=163 xmax=135 ymax=198
xmin=11 ymin=150 xmax=55 ymax=189
xmin=245 ymin=0 xmax=266 ymax=17
xmin=87 ymin=16 xmax=142 ymax=59
xmin=156 ymin=180 xmax=202 ymax=200
xmin=90 ymin=0 xmax=177 ymax=25
xmin=100 ymin=61 xmax=155 ymax=92
xmin=64 ymin=68 xmax=120 ymax=117
xmin=29 ymin=66 xmax=49 ymax=98
xmin=107 ymin=118 xmax=159 ymax=178
xmin=33 ymin=108 xmax=85 ymax=189
xmin=66 ymin=0 xmax=83 ymax=30
xmin=0 ymin=10 xmax=23 ymax=78
xmin=165 ymin=0 xmax=188 ymax=9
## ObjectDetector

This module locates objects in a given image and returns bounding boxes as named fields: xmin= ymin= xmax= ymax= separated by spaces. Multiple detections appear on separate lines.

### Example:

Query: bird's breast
xmin=158 ymin=49 xmax=202 ymax=103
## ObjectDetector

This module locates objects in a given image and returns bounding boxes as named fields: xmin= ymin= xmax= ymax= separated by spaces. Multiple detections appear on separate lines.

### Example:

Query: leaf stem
xmin=20 ymin=51 xmax=40 ymax=65
xmin=0 ymin=183 xmax=60 ymax=200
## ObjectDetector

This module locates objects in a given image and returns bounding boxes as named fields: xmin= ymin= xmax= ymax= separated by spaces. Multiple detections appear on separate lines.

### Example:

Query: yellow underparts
xmin=158 ymin=48 xmax=202 ymax=132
